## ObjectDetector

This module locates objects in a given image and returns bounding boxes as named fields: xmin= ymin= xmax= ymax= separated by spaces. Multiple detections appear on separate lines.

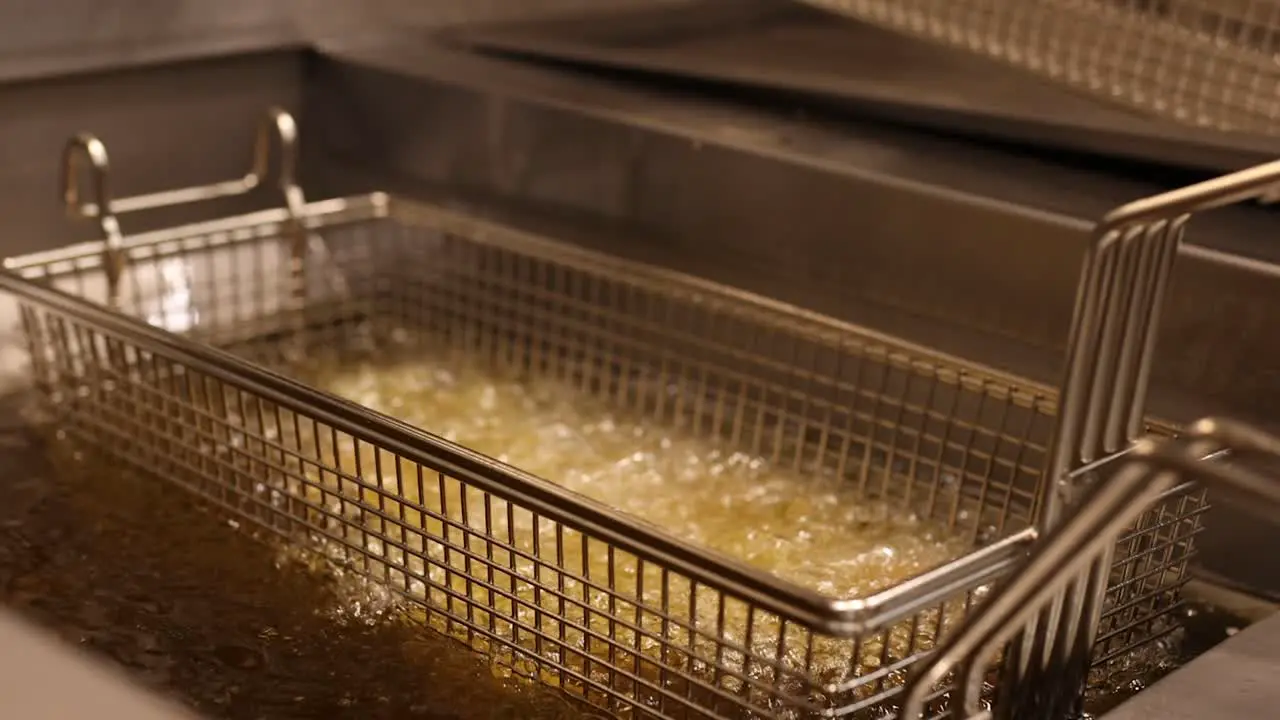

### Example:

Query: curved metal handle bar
xmin=1099 ymin=160 xmax=1280 ymax=229
xmin=1042 ymin=159 xmax=1280 ymax=531
xmin=59 ymin=107 xmax=305 ymax=305
xmin=62 ymin=106 xmax=301 ymax=221
xmin=898 ymin=417 xmax=1280 ymax=719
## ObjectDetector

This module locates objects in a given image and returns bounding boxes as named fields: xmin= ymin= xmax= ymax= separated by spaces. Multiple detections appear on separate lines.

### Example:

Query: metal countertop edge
xmin=1103 ymin=609 xmax=1280 ymax=720
xmin=0 ymin=26 xmax=304 ymax=87
xmin=0 ymin=607 xmax=197 ymax=719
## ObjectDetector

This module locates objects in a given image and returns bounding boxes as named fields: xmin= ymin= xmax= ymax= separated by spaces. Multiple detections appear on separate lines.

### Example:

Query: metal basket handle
xmin=1042 ymin=158 xmax=1280 ymax=527
xmin=995 ymin=156 xmax=1280 ymax=720
xmin=897 ymin=417 xmax=1280 ymax=720
xmin=59 ymin=107 xmax=306 ymax=306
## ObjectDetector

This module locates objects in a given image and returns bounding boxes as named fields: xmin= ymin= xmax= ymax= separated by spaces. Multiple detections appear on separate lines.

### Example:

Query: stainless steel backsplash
xmin=0 ymin=0 xmax=691 ymax=81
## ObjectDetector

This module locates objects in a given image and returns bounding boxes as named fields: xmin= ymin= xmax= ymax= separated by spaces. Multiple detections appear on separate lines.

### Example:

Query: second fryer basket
xmin=799 ymin=0 xmax=1280 ymax=139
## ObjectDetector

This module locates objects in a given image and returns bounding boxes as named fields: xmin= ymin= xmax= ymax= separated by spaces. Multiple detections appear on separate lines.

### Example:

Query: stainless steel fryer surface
xmin=0 ymin=110 xmax=1229 ymax=719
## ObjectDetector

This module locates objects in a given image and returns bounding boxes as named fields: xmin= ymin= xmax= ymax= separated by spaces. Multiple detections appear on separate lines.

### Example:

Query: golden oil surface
xmin=309 ymin=353 xmax=968 ymax=599
xmin=0 ymin=433 xmax=595 ymax=720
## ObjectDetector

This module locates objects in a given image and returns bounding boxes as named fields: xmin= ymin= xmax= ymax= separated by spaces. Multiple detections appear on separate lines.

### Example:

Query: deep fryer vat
xmin=1 ymin=123 xmax=1208 ymax=719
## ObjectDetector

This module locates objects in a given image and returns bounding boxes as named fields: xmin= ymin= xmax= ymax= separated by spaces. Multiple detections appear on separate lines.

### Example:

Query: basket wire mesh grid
xmin=897 ymin=417 xmax=1280 ymax=720
xmin=0 ymin=108 xmax=1268 ymax=718
xmin=798 ymin=0 xmax=1280 ymax=138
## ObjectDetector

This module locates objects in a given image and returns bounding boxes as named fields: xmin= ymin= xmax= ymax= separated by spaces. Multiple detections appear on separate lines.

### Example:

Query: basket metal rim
xmin=4 ymin=193 xmax=390 ymax=276
xmin=6 ymin=192 xmax=1070 ymax=406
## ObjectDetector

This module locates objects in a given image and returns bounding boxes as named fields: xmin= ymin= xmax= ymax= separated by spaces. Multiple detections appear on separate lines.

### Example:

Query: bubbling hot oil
xmin=277 ymin=348 xmax=976 ymax=705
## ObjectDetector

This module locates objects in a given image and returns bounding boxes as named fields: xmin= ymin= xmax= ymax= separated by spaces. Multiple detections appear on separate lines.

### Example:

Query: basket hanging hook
xmin=253 ymin=109 xmax=311 ymax=316
xmin=248 ymin=107 xmax=304 ymax=215
xmin=61 ymin=133 xmax=126 ymax=306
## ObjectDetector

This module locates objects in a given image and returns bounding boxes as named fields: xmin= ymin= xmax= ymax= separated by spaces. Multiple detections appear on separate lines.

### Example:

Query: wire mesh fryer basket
xmin=798 ymin=0 xmax=1280 ymax=139
xmin=0 ymin=108 xmax=1259 ymax=718
xmin=3 ymin=124 xmax=1053 ymax=720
